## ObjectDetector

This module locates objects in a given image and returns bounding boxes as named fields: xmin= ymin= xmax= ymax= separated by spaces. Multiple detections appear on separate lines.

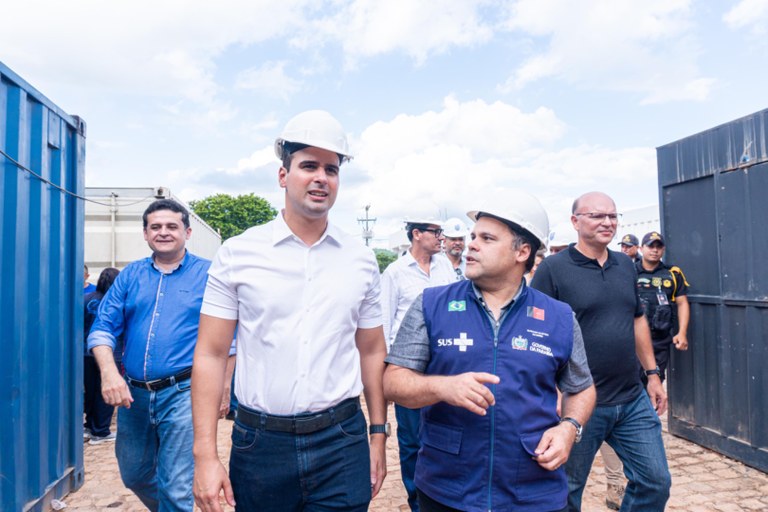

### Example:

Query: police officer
xmin=383 ymin=192 xmax=596 ymax=512
xmin=618 ymin=234 xmax=641 ymax=262
xmin=636 ymin=231 xmax=690 ymax=382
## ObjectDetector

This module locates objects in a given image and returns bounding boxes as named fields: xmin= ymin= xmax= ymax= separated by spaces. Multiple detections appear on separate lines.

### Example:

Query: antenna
xmin=357 ymin=204 xmax=377 ymax=246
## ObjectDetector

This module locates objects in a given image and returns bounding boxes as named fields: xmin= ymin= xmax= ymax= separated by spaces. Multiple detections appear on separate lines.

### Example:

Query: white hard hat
xmin=403 ymin=217 xmax=441 ymax=226
xmin=549 ymin=221 xmax=577 ymax=247
xmin=274 ymin=110 xmax=352 ymax=163
xmin=442 ymin=217 xmax=469 ymax=238
xmin=467 ymin=190 xmax=550 ymax=249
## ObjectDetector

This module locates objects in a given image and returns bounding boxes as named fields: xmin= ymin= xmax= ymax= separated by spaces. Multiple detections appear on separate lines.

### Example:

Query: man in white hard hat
xmin=442 ymin=217 xmax=470 ymax=280
xmin=192 ymin=110 xmax=388 ymax=512
xmin=384 ymin=191 xmax=596 ymax=512
xmin=532 ymin=192 xmax=670 ymax=511
xmin=381 ymin=217 xmax=456 ymax=511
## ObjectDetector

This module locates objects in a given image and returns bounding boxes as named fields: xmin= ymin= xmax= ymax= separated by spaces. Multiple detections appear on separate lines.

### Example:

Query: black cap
xmin=618 ymin=234 xmax=639 ymax=247
xmin=642 ymin=231 xmax=665 ymax=246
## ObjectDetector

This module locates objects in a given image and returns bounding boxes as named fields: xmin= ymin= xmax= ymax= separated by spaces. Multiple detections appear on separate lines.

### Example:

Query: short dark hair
xmin=142 ymin=199 xmax=190 ymax=229
xmin=477 ymin=213 xmax=540 ymax=272
xmin=280 ymin=142 xmax=344 ymax=171
xmin=405 ymin=223 xmax=432 ymax=242
xmin=96 ymin=267 xmax=120 ymax=295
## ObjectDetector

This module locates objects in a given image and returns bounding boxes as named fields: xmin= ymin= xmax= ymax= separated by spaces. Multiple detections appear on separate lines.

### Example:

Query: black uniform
xmin=635 ymin=260 xmax=689 ymax=382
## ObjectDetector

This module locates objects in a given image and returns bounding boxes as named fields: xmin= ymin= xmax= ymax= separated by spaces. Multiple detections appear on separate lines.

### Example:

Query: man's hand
xmin=672 ymin=333 xmax=688 ymax=351
xmin=369 ymin=434 xmax=387 ymax=498
xmin=533 ymin=423 xmax=576 ymax=471
xmin=646 ymin=375 xmax=668 ymax=415
xmin=435 ymin=372 xmax=500 ymax=416
xmin=193 ymin=458 xmax=235 ymax=512
xmin=100 ymin=368 xmax=133 ymax=408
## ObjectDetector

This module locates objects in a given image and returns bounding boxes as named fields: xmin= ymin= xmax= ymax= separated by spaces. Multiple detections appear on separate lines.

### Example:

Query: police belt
xmin=236 ymin=397 xmax=360 ymax=434
xmin=125 ymin=367 xmax=192 ymax=391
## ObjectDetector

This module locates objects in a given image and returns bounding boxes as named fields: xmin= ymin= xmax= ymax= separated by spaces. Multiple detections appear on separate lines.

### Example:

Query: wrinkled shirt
xmin=88 ymin=251 xmax=211 ymax=381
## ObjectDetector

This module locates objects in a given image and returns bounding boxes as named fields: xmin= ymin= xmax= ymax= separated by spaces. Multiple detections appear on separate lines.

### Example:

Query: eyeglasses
xmin=574 ymin=212 xmax=622 ymax=222
xmin=421 ymin=228 xmax=444 ymax=237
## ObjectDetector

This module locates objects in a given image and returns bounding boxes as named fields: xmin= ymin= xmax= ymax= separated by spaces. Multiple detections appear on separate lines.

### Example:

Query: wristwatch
xmin=369 ymin=423 xmax=391 ymax=438
xmin=644 ymin=366 xmax=662 ymax=378
xmin=560 ymin=417 xmax=583 ymax=443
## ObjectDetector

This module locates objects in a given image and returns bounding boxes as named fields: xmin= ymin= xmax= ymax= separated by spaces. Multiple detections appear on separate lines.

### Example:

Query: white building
xmin=84 ymin=186 xmax=221 ymax=279
xmin=616 ymin=204 xmax=660 ymax=246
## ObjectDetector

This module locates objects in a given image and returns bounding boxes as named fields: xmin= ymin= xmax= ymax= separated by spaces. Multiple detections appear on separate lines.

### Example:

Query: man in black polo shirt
xmin=531 ymin=191 xmax=671 ymax=512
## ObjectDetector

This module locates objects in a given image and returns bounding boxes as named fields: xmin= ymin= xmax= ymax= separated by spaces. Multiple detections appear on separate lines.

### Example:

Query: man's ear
xmin=278 ymin=166 xmax=288 ymax=188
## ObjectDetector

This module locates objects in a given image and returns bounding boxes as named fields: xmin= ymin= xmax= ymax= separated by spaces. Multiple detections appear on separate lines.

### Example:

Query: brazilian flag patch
xmin=448 ymin=300 xmax=466 ymax=312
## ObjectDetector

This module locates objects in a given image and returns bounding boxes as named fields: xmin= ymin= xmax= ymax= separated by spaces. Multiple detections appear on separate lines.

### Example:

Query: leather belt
xmin=237 ymin=397 xmax=360 ymax=435
xmin=125 ymin=367 xmax=192 ymax=391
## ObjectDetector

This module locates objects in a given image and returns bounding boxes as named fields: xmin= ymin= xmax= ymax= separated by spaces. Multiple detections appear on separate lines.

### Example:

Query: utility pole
xmin=357 ymin=204 xmax=376 ymax=246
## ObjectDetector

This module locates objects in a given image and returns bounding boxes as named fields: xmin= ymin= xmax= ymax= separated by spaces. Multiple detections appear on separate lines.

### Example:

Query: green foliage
xmin=189 ymin=193 xmax=278 ymax=240
xmin=373 ymin=248 xmax=398 ymax=274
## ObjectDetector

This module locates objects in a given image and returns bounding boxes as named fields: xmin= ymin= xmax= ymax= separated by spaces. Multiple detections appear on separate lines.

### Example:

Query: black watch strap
xmin=369 ymin=423 xmax=391 ymax=437
xmin=560 ymin=417 xmax=583 ymax=443
xmin=645 ymin=366 xmax=661 ymax=377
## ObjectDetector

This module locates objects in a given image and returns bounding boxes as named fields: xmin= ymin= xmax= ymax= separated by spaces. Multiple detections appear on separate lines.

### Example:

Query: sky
xmin=3 ymin=0 xmax=768 ymax=246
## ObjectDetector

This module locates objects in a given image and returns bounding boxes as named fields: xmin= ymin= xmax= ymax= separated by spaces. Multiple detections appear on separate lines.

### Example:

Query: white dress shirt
xmin=381 ymin=249 xmax=455 ymax=350
xmin=201 ymin=213 xmax=383 ymax=415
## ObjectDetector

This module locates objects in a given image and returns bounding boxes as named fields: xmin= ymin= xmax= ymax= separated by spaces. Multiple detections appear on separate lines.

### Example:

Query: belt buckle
xmin=294 ymin=413 xmax=325 ymax=434
xmin=144 ymin=377 xmax=163 ymax=390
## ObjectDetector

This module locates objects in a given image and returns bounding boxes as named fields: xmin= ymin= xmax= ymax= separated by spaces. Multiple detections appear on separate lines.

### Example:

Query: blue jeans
xmin=229 ymin=409 xmax=371 ymax=511
xmin=395 ymin=404 xmax=420 ymax=512
xmin=565 ymin=392 xmax=670 ymax=511
xmin=115 ymin=379 xmax=194 ymax=512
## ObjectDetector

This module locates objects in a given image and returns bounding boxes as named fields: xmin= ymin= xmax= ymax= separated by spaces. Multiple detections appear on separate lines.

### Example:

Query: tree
xmin=374 ymin=248 xmax=398 ymax=274
xmin=189 ymin=193 xmax=277 ymax=240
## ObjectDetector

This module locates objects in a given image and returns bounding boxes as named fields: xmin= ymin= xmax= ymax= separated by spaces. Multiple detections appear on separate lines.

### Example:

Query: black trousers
xmin=83 ymin=356 xmax=115 ymax=437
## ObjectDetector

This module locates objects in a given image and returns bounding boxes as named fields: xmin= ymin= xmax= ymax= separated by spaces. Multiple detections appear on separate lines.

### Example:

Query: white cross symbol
xmin=454 ymin=332 xmax=474 ymax=352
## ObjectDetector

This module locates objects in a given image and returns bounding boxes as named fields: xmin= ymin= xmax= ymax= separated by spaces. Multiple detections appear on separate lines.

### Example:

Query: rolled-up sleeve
xmin=86 ymin=273 xmax=127 ymax=353
xmin=385 ymin=293 xmax=430 ymax=373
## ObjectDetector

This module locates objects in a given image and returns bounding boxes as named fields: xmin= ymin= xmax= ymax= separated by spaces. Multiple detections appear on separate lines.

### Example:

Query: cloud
xmin=329 ymin=97 xmax=657 ymax=237
xmin=301 ymin=0 xmax=495 ymax=66
xmin=724 ymin=0 xmax=768 ymax=36
xmin=235 ymin=61 xmax=303 ymax=101
xmin=499 ymin=0 xmax=714 ymax=104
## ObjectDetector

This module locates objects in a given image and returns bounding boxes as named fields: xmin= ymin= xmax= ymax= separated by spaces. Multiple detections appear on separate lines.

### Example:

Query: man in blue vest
xmin=383 ymin=192 xmax=596 ymax=512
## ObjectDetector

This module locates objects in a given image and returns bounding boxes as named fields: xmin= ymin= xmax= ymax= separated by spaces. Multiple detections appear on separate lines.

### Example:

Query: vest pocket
xmin=417 ymin=421 xmax=467 ymax=494
xmin=514 ymin=430 xmax=567 ymax=501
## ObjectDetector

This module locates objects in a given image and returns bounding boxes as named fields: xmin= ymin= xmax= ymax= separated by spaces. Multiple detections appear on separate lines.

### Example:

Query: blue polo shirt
xmin=87 ymin=251 xmax=210 ymax=381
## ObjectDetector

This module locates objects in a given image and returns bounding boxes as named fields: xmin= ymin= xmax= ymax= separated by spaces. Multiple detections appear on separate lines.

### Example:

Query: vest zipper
xmin=487 ymin=317 xmax=500 ymax=511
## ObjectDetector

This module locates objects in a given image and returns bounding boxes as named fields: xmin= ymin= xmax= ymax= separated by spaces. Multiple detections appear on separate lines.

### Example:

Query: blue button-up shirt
xmin=87 ymin=251 xmax=211 ymax=381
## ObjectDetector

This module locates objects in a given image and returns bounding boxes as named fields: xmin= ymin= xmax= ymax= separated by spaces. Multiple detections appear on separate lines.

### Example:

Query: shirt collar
xmin=150 ymin=250 xmax=189 ymax=274
xmin=272 ymin=211 xmax=343 ymax=248
xmin=567 ymin=243 xmax=618 ymax=268
xmin=470 ymin=279 xmax=525 ymax=311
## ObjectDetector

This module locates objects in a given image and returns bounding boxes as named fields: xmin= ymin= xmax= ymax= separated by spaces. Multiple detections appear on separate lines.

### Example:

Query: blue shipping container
xmin=0 ymin=61 xmax=86 ymax=511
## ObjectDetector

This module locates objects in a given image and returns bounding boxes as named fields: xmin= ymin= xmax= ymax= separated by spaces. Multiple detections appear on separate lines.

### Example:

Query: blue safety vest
xmin=416 ymin=279 xmax=573 ymax=512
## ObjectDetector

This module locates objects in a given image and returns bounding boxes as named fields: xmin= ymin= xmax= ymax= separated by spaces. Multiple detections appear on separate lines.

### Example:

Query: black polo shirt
xmin=531 ymin=244 xmax=644 ymax=406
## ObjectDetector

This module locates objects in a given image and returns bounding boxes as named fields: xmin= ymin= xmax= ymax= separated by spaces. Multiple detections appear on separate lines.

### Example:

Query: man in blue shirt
xmin=88 ymin=199 xmax=213 ymax=512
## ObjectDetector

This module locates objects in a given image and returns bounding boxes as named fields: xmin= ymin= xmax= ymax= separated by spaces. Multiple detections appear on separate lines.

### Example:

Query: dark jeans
xmin=565 ymin=392 xmax=670 ymax=511
xmin=83 ymin=356 xmax=114 ymax=437
xmin=229 ymin=409 xmax=371 ymax=511
xmin=395 ymin=404 xmax=421 ymax=511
